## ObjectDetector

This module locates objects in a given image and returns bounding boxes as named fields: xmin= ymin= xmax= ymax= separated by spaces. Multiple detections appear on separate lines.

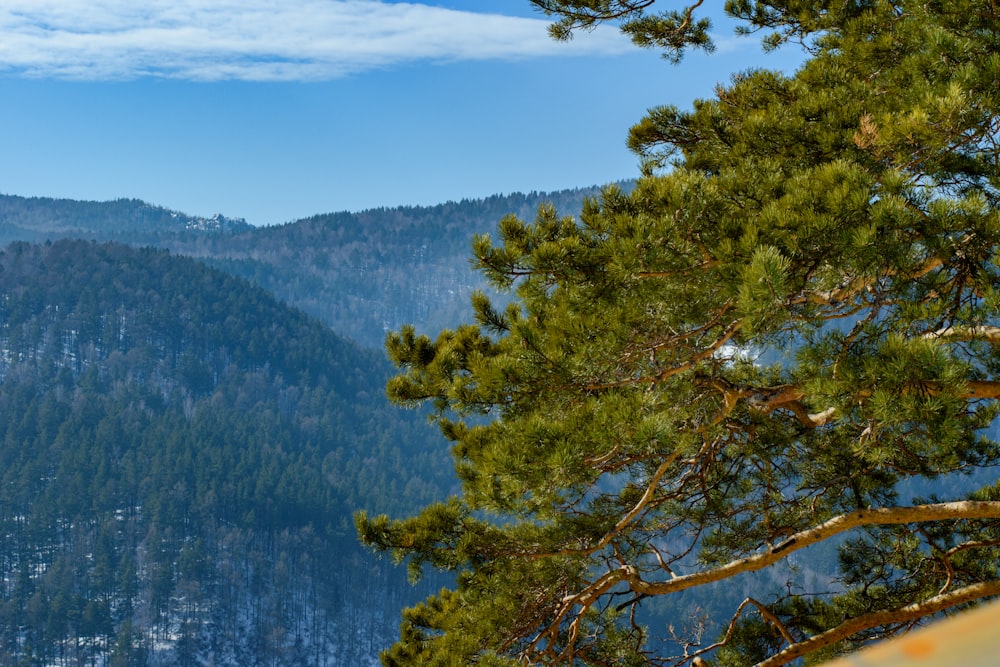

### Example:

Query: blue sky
xmin=0 ymin=1 xmax=802 ymax=226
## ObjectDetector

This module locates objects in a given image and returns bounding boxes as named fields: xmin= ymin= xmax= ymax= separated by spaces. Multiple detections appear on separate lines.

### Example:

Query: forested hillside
xmin=0 ymin=195 xmax=250 ymax=245
xmin=0 ymin=187 xmax=617 ymax=348
xmin=0 ymin=240 xmax=452 ymax=665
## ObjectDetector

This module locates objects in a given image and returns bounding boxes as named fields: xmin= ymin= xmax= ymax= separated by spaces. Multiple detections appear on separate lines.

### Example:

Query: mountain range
xmin=0 ymin=188 xmax=611 ymax=348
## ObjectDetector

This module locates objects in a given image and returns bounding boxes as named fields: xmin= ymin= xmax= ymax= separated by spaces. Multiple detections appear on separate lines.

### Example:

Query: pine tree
xmin=357 ymin=2 xmax=1000 ymax=665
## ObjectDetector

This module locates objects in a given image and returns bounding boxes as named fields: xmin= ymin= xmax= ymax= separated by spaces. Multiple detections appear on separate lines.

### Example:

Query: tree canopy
xmin=357 ymin=1 xmax=1000 ymax=665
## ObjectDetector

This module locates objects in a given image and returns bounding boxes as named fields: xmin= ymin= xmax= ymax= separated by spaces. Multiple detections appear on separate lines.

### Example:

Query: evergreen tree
xmin=358 ymin=2 xmax=1000 ymax=665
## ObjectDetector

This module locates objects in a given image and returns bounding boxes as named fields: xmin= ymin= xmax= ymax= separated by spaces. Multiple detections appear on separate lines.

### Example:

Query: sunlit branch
xmin=925 ymin=325 xmax=1000 ymax=343
xmin=691 ymin=597 xmax=795 ymax=663
xmin=624 ymin=502 xmax=1000 ymax=596
xmin=755 ymin=579 xmax=1000 ymax=667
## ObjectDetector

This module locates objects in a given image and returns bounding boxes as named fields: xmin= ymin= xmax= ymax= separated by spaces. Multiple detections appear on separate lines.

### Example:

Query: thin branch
xmin=640 ymin=302 xmax=734 ymax=355
xmin=715 ymin=381 xmax=839 ymax=428
xmin=745 ymin=597 xmax=795 ymax=645
xmin=788 ymin=256 xmax=945 ymax=307
xmin=675 ymin=0 xmax=705 ymax=35
xmin=692 ymin=597 xmax=796 ymax=663
xmin=736 ymin=374 xmax=1000 ymax=430
xmin=536 ymin=0 xmax=656 ymax=25
xmin=600 ymin=451 xmax=679 ymax=547
xmin=944 ymin=538 xmax=1000 ymax=559
xmin=936 ymin=539 xmax=1000 ymax=596
xmin=580 ymin=320 xmax=742 ymax=391
xmin=531 ymin=448 xmax=684 ymax=559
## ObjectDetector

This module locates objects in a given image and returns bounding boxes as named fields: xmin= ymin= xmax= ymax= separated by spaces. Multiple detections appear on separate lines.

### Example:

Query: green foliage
xmin=361 ymin=2 xmax=1000 ymax=666
xmin=529 ymin=0 xmax=714 ymax=61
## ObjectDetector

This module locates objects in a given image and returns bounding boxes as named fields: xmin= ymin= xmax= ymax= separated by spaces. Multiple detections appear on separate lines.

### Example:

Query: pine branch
xmin=755 ymin=579 xmax=1000 ymax=667
xmin=624 ymin=501 xmax=1000 ymax=596
xmin=925 ymin=325 xmax=1000 ymax=343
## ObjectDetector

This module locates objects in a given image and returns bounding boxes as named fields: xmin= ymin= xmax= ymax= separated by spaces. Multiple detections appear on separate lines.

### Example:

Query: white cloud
xmin=0 ymin=0 xmax=633 ymax=81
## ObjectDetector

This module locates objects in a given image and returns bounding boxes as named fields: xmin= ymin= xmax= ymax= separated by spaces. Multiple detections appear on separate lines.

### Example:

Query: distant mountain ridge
xmin=0 ymin=194 xmax=250 ymax=244
xmin=0 ymin=184 xmax=629 ymax=348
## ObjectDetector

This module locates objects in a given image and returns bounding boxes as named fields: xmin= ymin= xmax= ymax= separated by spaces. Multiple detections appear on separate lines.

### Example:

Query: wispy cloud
xmin=0 ymin=0 xmax=633 ymax=81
